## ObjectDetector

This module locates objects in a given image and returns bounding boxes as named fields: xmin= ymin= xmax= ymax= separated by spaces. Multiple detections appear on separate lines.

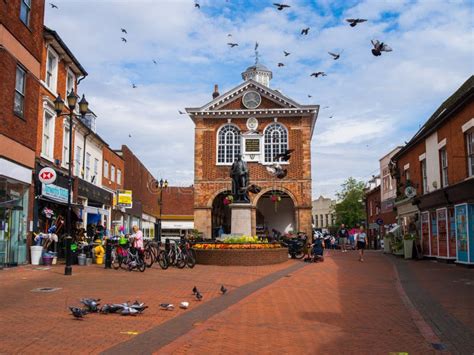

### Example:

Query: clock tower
xmin=186 ymin=63 xmax=319 ymax=239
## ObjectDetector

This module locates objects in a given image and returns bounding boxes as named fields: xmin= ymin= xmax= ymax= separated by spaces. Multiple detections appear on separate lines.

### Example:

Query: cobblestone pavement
xmin=1 ymin=251 xmax=472 ymax=354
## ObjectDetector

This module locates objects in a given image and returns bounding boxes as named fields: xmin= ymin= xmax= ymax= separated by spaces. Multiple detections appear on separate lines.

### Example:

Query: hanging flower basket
xmin=270 ymin=192 xmax=282 ymax=212
xmin=223 ymin=195 xmax=234 ymax=205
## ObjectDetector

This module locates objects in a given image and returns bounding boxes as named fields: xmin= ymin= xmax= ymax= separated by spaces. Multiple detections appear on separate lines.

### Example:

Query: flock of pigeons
xmin=266 ymin=149 xmax=294 ymax=179
xmin=69 ymin=285 xmax=228 ymax=319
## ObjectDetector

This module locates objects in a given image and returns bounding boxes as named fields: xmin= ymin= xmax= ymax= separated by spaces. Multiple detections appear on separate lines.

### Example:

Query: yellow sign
xmin=117 ymin=190 xmax=133 ymax=208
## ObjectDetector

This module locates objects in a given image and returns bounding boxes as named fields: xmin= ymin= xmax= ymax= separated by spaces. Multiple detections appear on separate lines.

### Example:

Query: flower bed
xmin=192 ymin=242 xmax=287 ymax=266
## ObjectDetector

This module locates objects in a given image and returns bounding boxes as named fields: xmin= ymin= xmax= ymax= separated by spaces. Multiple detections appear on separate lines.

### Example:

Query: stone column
xmin=230 ymin=203 xmax=252 ymax=236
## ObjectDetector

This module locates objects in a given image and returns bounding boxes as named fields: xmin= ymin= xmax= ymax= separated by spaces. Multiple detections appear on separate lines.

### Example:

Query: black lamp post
xmin=54 ymin=89 xmax=89 ymax=276
xmin=156 ymin=178 xmax=168 ymax=243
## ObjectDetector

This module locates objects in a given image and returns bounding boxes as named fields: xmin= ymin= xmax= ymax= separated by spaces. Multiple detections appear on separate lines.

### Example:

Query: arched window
xmin=217 ymin=125 xmax=241 ymax=164
xmin=264 ymin=123 xmax=288 ymax=163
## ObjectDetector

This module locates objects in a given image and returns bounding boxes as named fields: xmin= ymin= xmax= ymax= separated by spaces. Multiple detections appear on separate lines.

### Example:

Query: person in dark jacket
xmin=312 ymin=236 xmax=325 ymax=262
xmin=338 ymin=224 xmax=349 ymax=253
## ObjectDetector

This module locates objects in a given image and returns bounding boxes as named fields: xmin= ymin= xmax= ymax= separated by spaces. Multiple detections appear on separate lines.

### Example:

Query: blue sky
xmin=45 ymin=0 xmax=473 ymax=199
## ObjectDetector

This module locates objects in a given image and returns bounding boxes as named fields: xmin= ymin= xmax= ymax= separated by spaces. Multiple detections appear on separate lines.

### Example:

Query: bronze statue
xmin=230 ymin=154 xmax=250 ymax=203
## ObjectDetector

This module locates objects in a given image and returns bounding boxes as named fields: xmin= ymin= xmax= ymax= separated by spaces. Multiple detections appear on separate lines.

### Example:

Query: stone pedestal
xmin=230 ymin=203 xmax=252 ymax=235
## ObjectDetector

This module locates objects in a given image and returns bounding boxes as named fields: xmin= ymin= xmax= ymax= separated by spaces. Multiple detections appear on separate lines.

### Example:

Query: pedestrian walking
xmin=337 ymin=224 xmax=349 ymax=252
xmin=356 ymin=226 xmax=368 ymax=262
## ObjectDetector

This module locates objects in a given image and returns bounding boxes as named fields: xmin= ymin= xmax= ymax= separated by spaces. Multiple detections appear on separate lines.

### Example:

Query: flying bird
xmin=132 ymin=84 xmax=137 ymax=88
xmin=128 ymin=134 xmax=132 ymax=138
xmin=346 ymin=18 xmax=367 ymax=27
xmin=153 ymin=59 xmax=157 ymax=64
xmin=283 ymin=51 xmax=290 ymax=56
xmin=301 ymin=27 xmax=310 ymax=35
xmin=266 ymin=164 xmax=288 ymax=179
xmin=371 ymin=39 xmax=392 ymax=56
xmin=121 ymin=28 xmax=127 ymax=34
xmin=278 ymin=63 xmax=285 ymax=67
xmin=178 ymin=110 xmax=186 ymax=115
xmin=322 ymin=106 xmax=329 ymax=109
xmin=227 ymin=43 xmax=238 ymax=48
xmin=195 ymin=2 xmax=200 ymax=9
xmin=121 ymin=37 xmax=127 ymax=43
xmin=328 ymin=50 xmax=343 ymax=60
xmin=220 ymin=285 xmax=228 ymax=294
xmin=329 ymin=115 xmax=334 ymax=118
xmin=255 ymin=42 xmax=259 ymax=51
xmin=192 ymin=286 xmax=198 ymax=294
xmin=307 ymin=94 xmax=312 ymax=98
xmin=310 ymin=72 xmax=326 ymax=77
xmin=247 ymin=184 xmax=262 ymax=194
xmin=274 ymin=149 xmax=294 ymax=161
xmin=227 ymin=34 xmax=232 ymax=37
xmin=69 ymin=307 xmax=87 ymax=319
xmin=273 ymin=3 xmax=290 ymax=10
xmin=195 ymin=291 xmax=203 ymax=301
xmin=49 ymin=3 xmax=58 ymax=9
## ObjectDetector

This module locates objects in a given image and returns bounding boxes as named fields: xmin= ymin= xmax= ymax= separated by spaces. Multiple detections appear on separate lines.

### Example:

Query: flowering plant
xmin=223 ymin=194 xmax=234 ymax=205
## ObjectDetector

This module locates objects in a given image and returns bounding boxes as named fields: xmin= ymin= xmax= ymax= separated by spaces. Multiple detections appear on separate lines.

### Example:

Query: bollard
xmin=64 ymin=236 xmax=72 ymax=276
xmin=104 ymin=239 xmax=112 ymax=269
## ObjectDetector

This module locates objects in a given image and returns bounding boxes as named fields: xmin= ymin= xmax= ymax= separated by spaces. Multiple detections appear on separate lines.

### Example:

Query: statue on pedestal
xmin=230 ymin=154 xmax=250 ymax=203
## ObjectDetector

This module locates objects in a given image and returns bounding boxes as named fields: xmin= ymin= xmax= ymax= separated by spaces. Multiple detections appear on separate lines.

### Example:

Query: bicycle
xmin=178 ymin=238 xmax=196 ymax=268
xmin=111 ymin=235 xmax=146 ymax=272
xmin=143 ymin=239 xmax=168 ymax=270
xmin=164 ymin=240 xmax=186 ymax=269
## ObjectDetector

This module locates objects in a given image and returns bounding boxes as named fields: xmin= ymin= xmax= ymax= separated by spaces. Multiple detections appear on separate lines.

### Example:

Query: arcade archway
xmin=211 ymin=191 xmax=232 ymax=239
xmin=256 ymin=191 xmax=295 ymax=238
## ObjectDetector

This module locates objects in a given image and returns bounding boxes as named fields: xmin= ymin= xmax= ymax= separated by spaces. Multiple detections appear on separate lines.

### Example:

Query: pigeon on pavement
xmin=160 ymin=303 xmax=175 ymax=310
xmin=220 ymin=285 xmax=228 ymax=294
xmin=80 ymin=298 xmax=100 ymax=312
xmin=195 ymin=291 xmax=203 ymax=301
xmin=69 ymin=307 xmax=87 ymax=319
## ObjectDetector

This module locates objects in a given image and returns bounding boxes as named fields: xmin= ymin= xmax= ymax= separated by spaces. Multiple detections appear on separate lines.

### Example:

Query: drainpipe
xmin=77 ymin=74 xmax=87 ymax=86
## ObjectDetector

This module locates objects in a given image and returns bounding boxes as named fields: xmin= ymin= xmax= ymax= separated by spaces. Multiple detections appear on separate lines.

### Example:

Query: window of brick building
xmin=14 ymin=66 xmax=26 ymax=117
xmin=439 ymin=147 xmax=448 ymax=187
xmin=94 ymin=158 xmax=99 ymax=183
xmin=467 ymin=130 xmax=474 ymax=177
xmin=65 ymin=69 xmax=75 ymax=98
xmin=104 ymin=160 xmax=109 ymax=178
xmin=217 ymin=125 xmax=241 ymax=164
xmin=264 ymin=123 xmax=288 ymax=163
xmin=41 ymin=109 xmax=55 ymax=159
xmin=85 ymin=153 xmax=91 ymax=181
xmin=421 ymin=159 xmax=428 ymax=194
xmin=111 ymin=165 xmax=115 ymax=182
xmin=62 ymin=124 xmax=70 ymax=167
xmin=19 ymin=0 xmax=31 ymax=26
xmin=46 ymin=48 xmax=59 ymax=93
xmin=117 ymin=169 xmax=122 ymax=185
xmin=75 ymin=146 xmax=82 ymax=176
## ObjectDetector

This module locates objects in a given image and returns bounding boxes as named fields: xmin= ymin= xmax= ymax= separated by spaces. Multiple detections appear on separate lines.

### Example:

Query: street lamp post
xmin=156 ymin=178 xmax=168 ymax=243
xmin=54 ymin=90 xmax=89 ymax=276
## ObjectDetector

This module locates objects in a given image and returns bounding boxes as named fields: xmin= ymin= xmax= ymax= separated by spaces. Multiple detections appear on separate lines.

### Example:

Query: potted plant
xmin=223 ymin=194 xmax=233 ymax=205
xmin=403 ymin=234 xmax=416 ymax=259
xmin=391 ymin=237 xmax=404 ymax=256
xmin=383 ymin=232 xmax=393 ymax=254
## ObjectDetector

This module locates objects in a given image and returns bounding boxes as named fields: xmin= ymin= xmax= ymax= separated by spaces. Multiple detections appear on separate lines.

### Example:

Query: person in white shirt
xmin=356 ymin=226 xmax=368 ymax=262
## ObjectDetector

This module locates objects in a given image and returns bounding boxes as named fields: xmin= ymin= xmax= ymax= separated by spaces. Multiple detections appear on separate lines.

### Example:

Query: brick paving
xmin=1 ymin=251 xmax=472 ymax=354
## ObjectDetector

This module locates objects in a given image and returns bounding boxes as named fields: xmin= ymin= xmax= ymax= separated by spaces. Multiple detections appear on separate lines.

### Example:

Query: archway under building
xmin=211 ymin=191 xmax=232 ymax=239
xmin=256 ymin=191 xmax=295 ymax=238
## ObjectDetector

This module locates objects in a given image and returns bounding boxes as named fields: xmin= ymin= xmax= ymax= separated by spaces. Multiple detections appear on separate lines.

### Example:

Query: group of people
xmin=336 ymin=224 xmax=368 ymax=262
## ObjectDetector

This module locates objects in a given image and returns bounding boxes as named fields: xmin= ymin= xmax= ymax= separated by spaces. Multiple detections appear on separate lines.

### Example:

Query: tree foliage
xmin=333 ymin=177 xmax=366 ymax=228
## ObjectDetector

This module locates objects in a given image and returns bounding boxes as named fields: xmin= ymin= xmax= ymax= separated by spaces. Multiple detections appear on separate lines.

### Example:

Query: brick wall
xmin=395 ymin=140 xmax=425 ymax=196
xmin=102 ymin=146 xmax=124 ymax=191
xmin=120 ymin=145 xmax=159 ymax=217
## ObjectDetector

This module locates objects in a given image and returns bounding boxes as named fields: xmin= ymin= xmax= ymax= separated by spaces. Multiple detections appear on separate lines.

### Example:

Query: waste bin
xmin=30 ymin=246 xmax=43 ymax=265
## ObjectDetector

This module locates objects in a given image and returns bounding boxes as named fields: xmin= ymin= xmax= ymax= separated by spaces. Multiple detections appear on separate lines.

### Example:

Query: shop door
xmin=421 ymin=212 xmax=430 ymax=255
xmin=455 ymin=204 xmax=469 ymax=263
xmin=0 ymin=206 xmax=26 ymax=267
xmin=436 ymin=208 xmax=447 ymax=258
xmin=430 ymin=211 xmax=438 ymax=257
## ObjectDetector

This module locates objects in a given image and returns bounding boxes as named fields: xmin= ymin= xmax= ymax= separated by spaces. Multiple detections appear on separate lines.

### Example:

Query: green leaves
xmin=333 ymin=177 xmax=366 ymax=227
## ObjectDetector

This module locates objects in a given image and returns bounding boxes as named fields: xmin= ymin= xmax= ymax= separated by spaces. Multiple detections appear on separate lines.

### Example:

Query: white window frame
xmin=19 ymin=0 xmax=31 ymax=26
xmin=216 ymin=124 xmax=241 ymax=165
xmin=263 ymin=123 xmax=288 ymax=164
xmin=62 ymin=122 xmax=70 ymax=168
xmin=111 ymin=165 xmax=115 ymax=182
xmin=421 ymin=159 xmax=428 ymax=194
xmin=85 ymin=153 xmax=91 ymax=181
xmin=41 ymin=108 xmax=56 ymax=160
xmin=65 ymin=68 xmax=75 ymax=98
xmin=94 ymin=158 xmax=99 ymax=184
xmin=45 ymin=47 xmax=59 ymax=93
xmin=104 ymin=160 xmax=109 ymax=179
xmin=467 ymin=130 xmax=474 ymax=177
xmin=14 ymin=66 xmax=26 ymax=117
xmin=117 ymin=169 xmax=122 ymax=185
xmin=75 ymin=146 xmax=82 ymax=176
xmin=439 ymin=147 xmax=448 ymax=188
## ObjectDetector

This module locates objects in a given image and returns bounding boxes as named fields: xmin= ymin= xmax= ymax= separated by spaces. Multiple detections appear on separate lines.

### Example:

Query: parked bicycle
xmin=110 ymin=235 xmax=146 ymax=272
xmin=143 ymin=239 xmax=168 ymax=269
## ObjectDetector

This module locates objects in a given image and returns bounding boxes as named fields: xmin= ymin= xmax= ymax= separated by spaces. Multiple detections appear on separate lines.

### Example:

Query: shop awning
xmin=162 ymin=221 xmax=194 ymax=230
xmin=84 ymin=205 xmax=109 ymax=215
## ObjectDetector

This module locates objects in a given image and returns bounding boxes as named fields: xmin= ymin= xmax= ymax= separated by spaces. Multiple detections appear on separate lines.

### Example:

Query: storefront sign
xmin=117 ymin=190 xmax=133 ymax=208
xmin=42 ymin=183 xmax=69 ymax=203
xmin=376 ymin=218 xmax=384 ymax=226
xmin=38 ymin=167 xmax=57 ymax=185
xmin=78 ymin=179 xmax=112 ymax=205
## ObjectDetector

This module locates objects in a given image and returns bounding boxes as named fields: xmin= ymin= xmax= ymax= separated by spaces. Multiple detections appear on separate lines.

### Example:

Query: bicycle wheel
xmin=138 ymin=259 xmax=146 ymax=272
xmin=175 ymin=253 xmax=186 ymax=269
xmin=185 ymin=253 xmax=196 ymax=268
xmin=144 ymin=247 xmax=155 ymax=268
xmin=158 ymin=250 xmax=168 ymax=270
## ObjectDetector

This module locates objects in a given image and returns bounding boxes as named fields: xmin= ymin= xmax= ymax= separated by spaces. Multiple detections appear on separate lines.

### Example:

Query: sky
xmin=44 ymin=0 xmax=473 ymax=199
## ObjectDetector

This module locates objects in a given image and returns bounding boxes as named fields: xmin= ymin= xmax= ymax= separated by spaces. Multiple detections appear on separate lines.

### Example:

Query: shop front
xmin=395 ymin=197 xmax=420 ymax=237
xmin=162 ymin=219 xmax=194 ymax=240
xmin=0 ymin=161 xmax=31 ymax=266
xmin=77 ymin=179 xmax=113 ymax=239
xmin=141 ymin=213 xmax=156 ymax=239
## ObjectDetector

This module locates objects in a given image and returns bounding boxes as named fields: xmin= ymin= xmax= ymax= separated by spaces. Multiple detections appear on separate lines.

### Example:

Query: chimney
xmin=212 ymin=84 xmax=219 ymax=99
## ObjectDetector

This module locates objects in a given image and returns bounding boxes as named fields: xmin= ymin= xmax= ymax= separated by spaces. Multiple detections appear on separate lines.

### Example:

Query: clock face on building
xmin=246 ymin=117 xmax=259 ymax=131
xmin=242 ymin=91 xmax=262 ymax=109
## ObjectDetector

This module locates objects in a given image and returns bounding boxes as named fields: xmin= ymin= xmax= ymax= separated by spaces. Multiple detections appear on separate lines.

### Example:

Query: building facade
xmin=312 ymin=195 xmax=336 ymax=229
xmin=378 ymin=147 xmax=401 ymax=235
xmin=186 ymin=63 xmax=318 ymax=238
xmin=0 ymin=0 xmax=45 ymax=266
xmin=392 ymin=76 xmax=474 ymax=264
xmin=102 ymin=145 xmax=124 ymax=235
xmin=161 ymin=186 xmax=194 ymax=240
xmin=364 ymin=176 xmax=381 ymax=249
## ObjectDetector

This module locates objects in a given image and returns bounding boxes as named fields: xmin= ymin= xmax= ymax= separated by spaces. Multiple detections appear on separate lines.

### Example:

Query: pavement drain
xmin=31 ymin=287 xmax=62 ymax=293
xmin=431 ymin=343 xmax=447 ymax=351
